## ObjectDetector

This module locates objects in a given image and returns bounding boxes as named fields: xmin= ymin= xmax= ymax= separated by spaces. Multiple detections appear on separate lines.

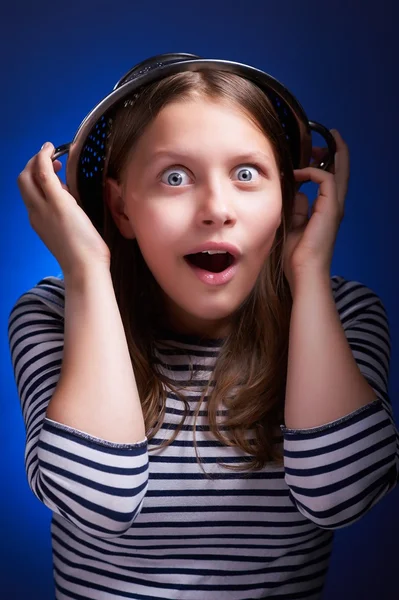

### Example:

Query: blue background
xmin=1 ymin=1 xmax=398 ymax=598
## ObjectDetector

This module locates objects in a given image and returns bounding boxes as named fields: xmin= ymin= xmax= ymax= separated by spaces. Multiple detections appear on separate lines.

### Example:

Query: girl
xmin=8 ymin=53 xmax=398 ymax=599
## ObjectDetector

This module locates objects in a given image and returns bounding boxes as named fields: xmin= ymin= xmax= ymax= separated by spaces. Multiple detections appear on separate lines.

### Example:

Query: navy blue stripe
xmin=150 ymin=437 xmax=223 ymax=447
xmin=291 ymin=468 xmax=393 ymax=520
xmin=146 ymin=488 xmax=288 ymax=497
xmin=53 ymin=519 xmax=329 ymax=556
xmin=355 ymin=357 xmax=388 ymax=383
xmin=288 ymin=453 xmax=395 ymax=498
xmin=53 ymin=517 xmax=322 ymax=546
xmin=348 ymin=324 xmax=390 ymax=349
xmin=284 ymin=418 xmax=389 ymax=458
xmin=12 ymin=327 xmax=63 ymax=359
xmin=39 ymin=470 xmax=145 ymax=524
xmin=243 ymin=586 xmax=324 ymax=600
xmin=126 ymin=519 xmax=311 ymax=529
xmin=25 ymin=399 xmax=50 ymax=433
xmin=18 ymin=355 xmax=62 ymax=400
xmin=291 ymin=481 xmax=385 ymax=530
xmin=285 ymin=433 xmax=396 ymax=477
xmin=334 ymin=284 xmax=373 ymax=305
xmin=353 ymin=315 xmax=390 ymax=338
xmin=34 ymin=277 xmax=65 ymax=290
xmin=43 ymin=420 xmax=148 ymax=455
xmin=149 ymin=471 xmax=285 ymax=480
xmin=110 ymin=528 xmax=320 ymax=541
xmin=140 ymin=505 xmax=299 ymax=515
xmin=159 ymin=348 xmax=219 ymax=357
xmin=53 ymin=550 xmax=329 ymax=590
xmin=163 ymin=406 xmax=227 ymax=418
xmin=39 ymin=457 xmax=148 ymax=496
xmin=150 ymin=454 xmax=251 ymax=464
xmin=9 ymin=305 xmax=63 ymax=333
xmin=54 ymin=579 xmax=163 ymax=600
xmin=39 ymin=478 xmax=135 ymax=535
xmin=282 ymin=400 xmax=382 ymax=439
xmin=348 ymin=337 xmax=389 ymax=361
xmin=54 ymin=531 xmax=331 ymax=575
xmin=155 ymin=359 xmax=215 ymax=372
xmin=159 ymin=422 xmax=229 ymax=432
xmin=21 ymin=377 xmax=59 ymax=420
xmin=162 ymin=379 xmax=216 ymax=387
xmin=39 ymin=440 xmax=148 ymax=476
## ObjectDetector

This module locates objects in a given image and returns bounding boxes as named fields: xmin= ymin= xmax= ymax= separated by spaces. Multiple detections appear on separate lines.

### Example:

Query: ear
xmin=104 ymin=178 xmax=135 ymax=239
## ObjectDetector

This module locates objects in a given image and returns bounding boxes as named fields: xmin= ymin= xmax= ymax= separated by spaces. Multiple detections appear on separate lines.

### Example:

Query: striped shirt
xmin=8 ymin=275 xmax=398 ymax=600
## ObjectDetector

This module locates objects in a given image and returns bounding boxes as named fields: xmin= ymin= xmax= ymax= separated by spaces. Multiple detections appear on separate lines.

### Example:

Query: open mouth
xmin=184 ymin=251 xmax=235 ymax=273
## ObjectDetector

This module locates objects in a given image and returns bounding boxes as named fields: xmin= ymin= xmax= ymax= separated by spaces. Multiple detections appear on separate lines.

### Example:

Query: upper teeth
xmin=201 ymin=250 xmax=227 ymax=254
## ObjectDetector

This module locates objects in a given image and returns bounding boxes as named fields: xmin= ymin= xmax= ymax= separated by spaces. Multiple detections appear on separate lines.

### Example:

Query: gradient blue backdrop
xmin=1 ymin=1 xmax=398 ymax=599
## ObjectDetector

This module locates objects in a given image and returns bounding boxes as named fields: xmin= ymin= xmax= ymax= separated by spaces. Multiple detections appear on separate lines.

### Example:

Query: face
xmin=106 ymin=97 xmax=283 ymax=337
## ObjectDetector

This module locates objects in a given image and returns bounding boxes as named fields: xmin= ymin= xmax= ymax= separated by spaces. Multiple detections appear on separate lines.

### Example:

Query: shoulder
xmin=330 ymin=274 xmax=388 ymax=327
xmin=8 ymin=275 xmax=65 ymax=324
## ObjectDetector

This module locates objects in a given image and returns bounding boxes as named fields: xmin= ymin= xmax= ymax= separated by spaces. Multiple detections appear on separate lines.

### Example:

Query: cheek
xmin=131 ymin=205 xmax=194 ymax=270
xmin=127 ymin=192 xmax=192 ymax=243
xmin=243 ymin=194 xmax=282 ymax=249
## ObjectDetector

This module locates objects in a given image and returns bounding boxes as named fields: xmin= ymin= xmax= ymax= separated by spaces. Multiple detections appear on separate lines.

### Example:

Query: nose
xmin=195 ymin=178 xmax=237 ymax=228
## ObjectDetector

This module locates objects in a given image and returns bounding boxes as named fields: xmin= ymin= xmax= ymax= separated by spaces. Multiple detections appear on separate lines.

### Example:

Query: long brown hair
xmin=103 ymin=70 xmax=296 ymax=470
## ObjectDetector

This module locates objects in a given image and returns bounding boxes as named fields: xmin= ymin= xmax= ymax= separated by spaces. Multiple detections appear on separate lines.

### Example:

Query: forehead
xmin=134 ymin=97 xmax=276 ymax=158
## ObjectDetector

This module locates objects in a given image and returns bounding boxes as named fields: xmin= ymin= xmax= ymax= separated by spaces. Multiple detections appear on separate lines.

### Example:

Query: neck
xmin=160 ymin=298 xmax=232 ymax=340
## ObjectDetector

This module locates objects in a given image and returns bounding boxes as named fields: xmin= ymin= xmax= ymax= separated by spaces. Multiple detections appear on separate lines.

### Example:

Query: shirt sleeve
xmin=8 ymin=277 xmax=149 ymax=539
xmin=281 ymin=277 xmax=399 ymax=530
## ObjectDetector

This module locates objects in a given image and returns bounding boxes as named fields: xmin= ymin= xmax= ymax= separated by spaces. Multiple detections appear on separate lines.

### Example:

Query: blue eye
xmin=234 ymin=165 xmax=259 ymax=182
xmin=161 ymin=168 xmax=191 ymax=186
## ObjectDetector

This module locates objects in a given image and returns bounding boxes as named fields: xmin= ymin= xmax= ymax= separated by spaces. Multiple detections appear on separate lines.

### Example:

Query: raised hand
xmin=18 ymin=142 xmax=111 ymax=277
xmin=283 ymin=130 xmax=349 ymax=290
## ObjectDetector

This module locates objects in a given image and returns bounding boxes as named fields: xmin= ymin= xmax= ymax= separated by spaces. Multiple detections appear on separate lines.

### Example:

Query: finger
xmin=294 ymin=167 xmax=337 ymax=209
xmin=330 ymin=130 xmax=350 ymax=206
xmin=294 ymin=167 xmax=335 ymax=186
xmin=291 ymin=192 xmax=309 ymax=228
xmin=18 ymin=149 xmax=58 ymax=211
xmin=19 ymin=152 xmax=41 ymax=181
xmin=52 ymin=159 xmax=69 ymax=191
xmin=331 ymin=129 xmax=349 ymax=172
xmin=19 ymin=147 xmax=60 ymax=179
xmin=330 ymin=129 xmax=347 ymax=151
xmin=34 ymin=142 xmax=64 ymax=200
xmin=17 ymin=169 xmax=46 ymax=210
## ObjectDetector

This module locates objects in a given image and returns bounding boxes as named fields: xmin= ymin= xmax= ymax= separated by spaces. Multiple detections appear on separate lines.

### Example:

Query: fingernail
xmin=41 ymin=142 xmax=50 ymax=150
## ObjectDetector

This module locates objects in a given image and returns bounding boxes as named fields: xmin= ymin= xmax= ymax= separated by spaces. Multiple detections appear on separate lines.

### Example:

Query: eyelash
xmin=159 ymin=163 xmax=265 ymax=183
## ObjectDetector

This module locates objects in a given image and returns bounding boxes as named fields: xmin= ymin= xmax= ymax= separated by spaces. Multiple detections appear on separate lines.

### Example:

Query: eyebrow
xmin=148 ymin=149 xmax=275 ymax=167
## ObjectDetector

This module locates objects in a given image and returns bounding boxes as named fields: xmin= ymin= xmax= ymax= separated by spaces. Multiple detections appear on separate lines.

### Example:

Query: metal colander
xmin=53 ymin=53 xmax=336 ymax=236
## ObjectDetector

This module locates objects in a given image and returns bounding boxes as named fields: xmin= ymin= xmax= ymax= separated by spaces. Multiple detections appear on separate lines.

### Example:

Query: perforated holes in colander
xmin=80 ymin=115 xmax=109 ymax=180
xmin=77 ymin=114 xmax=112 ymax=233
xmin=269 ymin=93 xmax=300 ymax=167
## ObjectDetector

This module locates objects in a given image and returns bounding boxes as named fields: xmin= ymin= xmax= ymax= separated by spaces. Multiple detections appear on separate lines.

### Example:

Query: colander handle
xmin=308 ymin=121 xmax=336 ymax=171
xmin=52 ymin=143 xmax=71 ymax=160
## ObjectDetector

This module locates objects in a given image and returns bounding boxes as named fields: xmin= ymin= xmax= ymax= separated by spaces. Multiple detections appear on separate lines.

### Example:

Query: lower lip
xmin=185 ymin=258 xmax=238 ymax=286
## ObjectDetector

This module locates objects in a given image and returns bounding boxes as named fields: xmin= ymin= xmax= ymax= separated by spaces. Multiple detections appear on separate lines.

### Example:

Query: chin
xmin=181 ymin=295 xmax=247 ymax=324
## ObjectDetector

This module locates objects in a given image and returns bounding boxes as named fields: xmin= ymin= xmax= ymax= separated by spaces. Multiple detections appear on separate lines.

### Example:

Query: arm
xmin=282 ymin=275 xmax=398 ymax=528
xmin=8 ymin=275 xmax=149 ymax=538
xmin=48 ymin=265 xmax=145 ymax=443
xmin=284 ymin=272 xmax=378 ymax=428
